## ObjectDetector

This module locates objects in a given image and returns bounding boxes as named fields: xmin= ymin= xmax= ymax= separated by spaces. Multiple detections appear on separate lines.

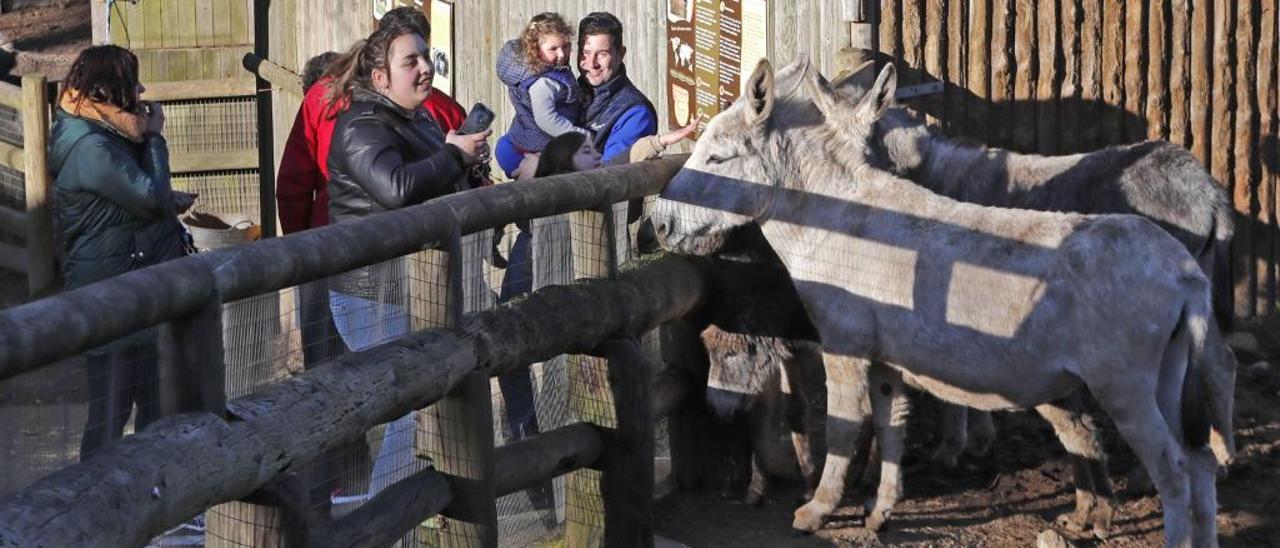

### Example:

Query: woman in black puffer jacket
xmin=322 ymin=19 xmax=490 ymax=499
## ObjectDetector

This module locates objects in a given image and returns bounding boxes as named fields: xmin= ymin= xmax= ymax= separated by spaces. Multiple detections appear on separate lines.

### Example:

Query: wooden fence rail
xmin=0 ymin=156 xmax=692 ymax=548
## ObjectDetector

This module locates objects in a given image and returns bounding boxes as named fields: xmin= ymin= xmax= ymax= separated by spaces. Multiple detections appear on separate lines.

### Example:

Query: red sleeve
xmin=276 ymin=83 xmax=333 ymax=234
xmin=423 ymin=89 xmax=467 ymax=132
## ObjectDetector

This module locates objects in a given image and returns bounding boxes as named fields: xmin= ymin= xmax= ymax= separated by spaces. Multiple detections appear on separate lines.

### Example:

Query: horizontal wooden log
xmin=0 ymin=205 xmax=25 ymax=239
xmin=0 ymin=254 xmax=708 ymax=547
xmin=141 ymin=77 xmax=257 ymax=101
xmin=494 ymin=423 xmax=604 ymax=497
xmin=316 ymin=467 xmax=452 ymax=548
xmin=0 ymin=140 xmax=24 ymax=174
xmin=169 ymin=149 xmax=259 ymax=173
xmin=0 ymin=241 xmax=28 ymax=274
xmin=0 ymin=81 xmax=20 ymax=110
xmin=313 ymin=422 xmax=601 ymax=548
xmin=473 ymin=254 xmax=707 ymax=376
xmin=241 ymin=53 xmax=304 ymax=97
xmin=0 ymin=156 xmax=687 ymax=381
xmin=0 ymin=257 xmax=216 ymax=380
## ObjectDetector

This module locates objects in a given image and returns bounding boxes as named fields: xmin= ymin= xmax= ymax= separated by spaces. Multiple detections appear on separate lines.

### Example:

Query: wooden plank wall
xmin=261 ymin=0 xmax=854 ymax=183
xmin=107 ymin=0 xmax=254 ymax=82
xmin=877 ymin=0 xmax=1280 ymax=321
xmin=446 ymin=0 xmax=852 ymax=157
xmin=260 ymin=0 xmax=1278 ymax=320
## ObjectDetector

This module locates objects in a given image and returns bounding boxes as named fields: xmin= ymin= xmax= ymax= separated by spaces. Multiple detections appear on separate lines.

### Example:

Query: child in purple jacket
xmin=495 ymin=12 xmax=591 ymax=177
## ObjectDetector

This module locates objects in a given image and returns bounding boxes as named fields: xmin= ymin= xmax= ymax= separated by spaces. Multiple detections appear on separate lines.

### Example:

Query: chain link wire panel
xmin=0 ymin=183 xmax=668 ymax=547
xmin=0 ymin=102 xmax=25 ymax=251
xmin=162 ymin=98 xmax=259 ymax=154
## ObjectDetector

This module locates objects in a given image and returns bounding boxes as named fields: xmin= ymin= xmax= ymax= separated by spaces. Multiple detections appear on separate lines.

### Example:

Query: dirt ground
xmin=0 ymin=0 xmax=89 ymax=79
xmin=654 ymin=322 xmax=1280 ymax=547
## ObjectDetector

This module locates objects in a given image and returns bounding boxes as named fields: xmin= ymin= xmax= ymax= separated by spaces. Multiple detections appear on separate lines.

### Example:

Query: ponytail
xmin=323 ymin=39 xmax=366 ymax=112
xmin=321 ymin=20 xmax=422 ymax=116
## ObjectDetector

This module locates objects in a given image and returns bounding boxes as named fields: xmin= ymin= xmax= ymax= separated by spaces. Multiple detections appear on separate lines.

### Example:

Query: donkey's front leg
xmin=792 ymin=353 xmax=873 ymax=533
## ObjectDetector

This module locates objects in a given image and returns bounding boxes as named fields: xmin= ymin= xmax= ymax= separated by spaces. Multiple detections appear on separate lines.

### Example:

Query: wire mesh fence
xmin=162 ymin=97 xmax=258 ymax=154
xmin=0 ymin=178 xmax=669 ymax=547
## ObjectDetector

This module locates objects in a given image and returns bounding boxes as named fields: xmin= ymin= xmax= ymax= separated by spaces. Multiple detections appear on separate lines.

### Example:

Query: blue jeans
xmin=327 ymin=292 xmax=419 ymax=497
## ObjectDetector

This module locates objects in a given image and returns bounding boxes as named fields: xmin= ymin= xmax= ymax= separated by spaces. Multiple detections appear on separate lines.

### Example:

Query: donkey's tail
xmin=1182 ymin=289 xmax=1237 ymax=464
xmin=1208 ymin=188 xmax=1236 ymax=332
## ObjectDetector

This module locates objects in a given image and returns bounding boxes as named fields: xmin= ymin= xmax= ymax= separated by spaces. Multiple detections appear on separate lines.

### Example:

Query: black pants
xmin=80 ymin=335 xmax=160 ymax=460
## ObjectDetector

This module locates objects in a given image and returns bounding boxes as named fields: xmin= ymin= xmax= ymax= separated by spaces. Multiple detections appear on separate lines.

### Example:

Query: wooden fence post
xmin=599 ymin=338 xmax=654 ymax=548
xmin=564 ymin=205 xmax=617 ymax=548
xmin=428 ymin=369 xmax=497 ymax=548
xmin=21 ymin=74 xmax=54 ymax=296
xmin=417 ymin=229 xmax=497 ymax=547
xmin=157 ymin=289 xmax=227 ymax=417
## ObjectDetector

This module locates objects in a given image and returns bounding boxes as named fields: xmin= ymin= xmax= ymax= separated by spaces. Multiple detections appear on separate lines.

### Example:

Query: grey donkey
xmin=651 ymin=57 xmax=1235 ymax=548
xmin=838 ymin=60 xmax=1237 ymax=474
xmin=696 ymin=58 xmax=1237 ymax=523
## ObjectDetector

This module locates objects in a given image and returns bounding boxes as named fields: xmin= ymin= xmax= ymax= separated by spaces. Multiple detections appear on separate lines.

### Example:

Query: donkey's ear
xmin=804 ymin=61 xmax=844 ymax=120
xmin=855 ymin=63 xmax=897 ymax=121
xmin=746 ymin=58 xmax=776 ymax=122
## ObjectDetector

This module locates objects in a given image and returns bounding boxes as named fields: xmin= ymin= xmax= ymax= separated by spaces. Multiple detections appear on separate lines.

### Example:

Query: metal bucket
xmin=180 ymin=211 xmax=261 ymax=251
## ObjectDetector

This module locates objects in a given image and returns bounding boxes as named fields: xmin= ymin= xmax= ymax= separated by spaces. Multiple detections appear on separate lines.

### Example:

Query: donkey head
xmin=804 ymin=60 xmax=900 ymax=173
xmin=651 ymin=56 xmax=898 ymax=256
xmin=651 ymin=58 xmax=793 ymax=255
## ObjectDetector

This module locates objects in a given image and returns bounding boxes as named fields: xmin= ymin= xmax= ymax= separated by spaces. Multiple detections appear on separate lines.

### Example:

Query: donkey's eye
xmin=706 ymin=153 xmax=737 ymax=165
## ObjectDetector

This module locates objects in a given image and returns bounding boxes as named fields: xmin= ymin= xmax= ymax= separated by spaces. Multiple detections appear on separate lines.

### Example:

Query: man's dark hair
xmin=577 ymin=11 xmax=623 ymax=52
xmin=62 ymin=45 xmax=142 ymax=113
xmin=301 ymin=51 xmax=340 ymax=91
xmin=379 ymin=6 xmax=430 ymax=41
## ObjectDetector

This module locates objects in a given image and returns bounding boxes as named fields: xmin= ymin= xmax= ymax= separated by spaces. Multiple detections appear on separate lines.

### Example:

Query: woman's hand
xmin=446 ymin=128 xmax=493 ymax=166
xmin=658 ymin=117 xmax=700 ymax=147
xmin=141 ymin=101 xmax=165 ymax=135
xmin=514 ymin=153 xmax=540 ymax=180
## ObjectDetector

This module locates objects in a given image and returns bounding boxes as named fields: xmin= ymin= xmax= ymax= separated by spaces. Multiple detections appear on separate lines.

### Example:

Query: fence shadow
xmin=842 ymin=53 xmax=1280 ymax=320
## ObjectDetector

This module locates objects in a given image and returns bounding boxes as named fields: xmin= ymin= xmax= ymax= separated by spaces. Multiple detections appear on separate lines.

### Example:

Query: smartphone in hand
xmin=458 ymin=102 xmax=495 ymax=135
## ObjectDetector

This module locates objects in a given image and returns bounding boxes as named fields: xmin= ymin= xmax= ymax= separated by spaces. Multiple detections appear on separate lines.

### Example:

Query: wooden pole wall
xmin=875 ymin=0 xmax=1280 ymax=322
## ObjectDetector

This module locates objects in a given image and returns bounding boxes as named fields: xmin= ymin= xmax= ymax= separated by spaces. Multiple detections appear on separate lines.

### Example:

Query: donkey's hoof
xmin=792 ymin=502 xmax=830 ymax=532
xmin=865 ymin=507 xmax=891 ymax=532
xmin=1089 ymin=503 xmax=1114 ymax=540
xmin=745 ymin=489 xmax=765 ymax=507
xmin=1054 ymin=513 xmax=1088 ymax=534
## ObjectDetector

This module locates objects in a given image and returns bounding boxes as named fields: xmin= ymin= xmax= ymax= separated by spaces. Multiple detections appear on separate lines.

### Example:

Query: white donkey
xmin=651 ymin=58 xmax=1234 ymax=548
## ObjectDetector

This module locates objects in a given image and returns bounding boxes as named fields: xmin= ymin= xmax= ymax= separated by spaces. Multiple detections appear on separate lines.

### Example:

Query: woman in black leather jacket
xmin=323 ymin=19 xmax=489 ymax=350
xmin=321 ymin=19 xmax=489 ymax=500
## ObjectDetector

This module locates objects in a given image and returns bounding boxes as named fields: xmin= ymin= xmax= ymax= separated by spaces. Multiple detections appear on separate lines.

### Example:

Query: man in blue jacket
xmin=575 ymin=11 xmax=657 ymax=163
xmin=494 ymin=11 xmax=656 ymax=176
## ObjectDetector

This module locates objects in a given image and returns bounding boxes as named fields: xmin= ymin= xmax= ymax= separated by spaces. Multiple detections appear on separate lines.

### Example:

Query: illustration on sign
xmin=667 ymin=0 xmax=768 ymax=137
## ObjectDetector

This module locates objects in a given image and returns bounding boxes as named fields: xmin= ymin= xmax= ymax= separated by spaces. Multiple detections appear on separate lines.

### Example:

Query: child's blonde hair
xmin=521 ymin=12 xmax=574 ymax=73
